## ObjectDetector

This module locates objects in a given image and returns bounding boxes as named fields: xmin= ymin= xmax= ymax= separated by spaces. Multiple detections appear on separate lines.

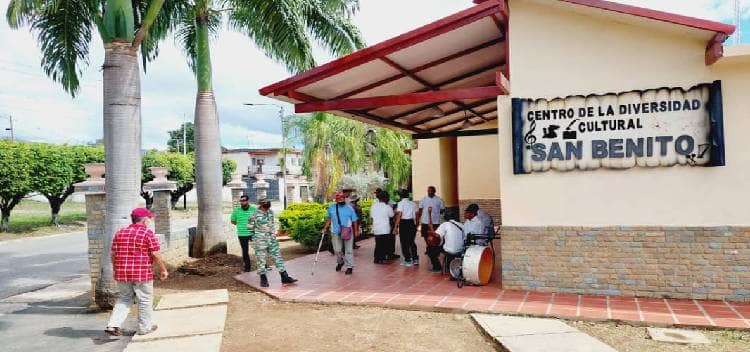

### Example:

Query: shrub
xmin=279 ymin=200 xmax=381 ymax=248
xmin=278 ymin=202 xmax=327 ymax=248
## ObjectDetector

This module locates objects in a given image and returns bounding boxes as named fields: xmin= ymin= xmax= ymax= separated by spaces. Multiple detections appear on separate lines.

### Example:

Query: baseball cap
xmin=239 ymin=195 xmax=249 ymax=202
xmin=465 ymin=203 xmax=479 ymax=213
xmin=131 ymin=207 xmax=156 ymax=218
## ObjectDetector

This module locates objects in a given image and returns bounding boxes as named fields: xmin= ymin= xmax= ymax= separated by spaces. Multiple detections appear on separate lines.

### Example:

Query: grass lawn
xmin=0 ymin=199 xmax=87 ymax=241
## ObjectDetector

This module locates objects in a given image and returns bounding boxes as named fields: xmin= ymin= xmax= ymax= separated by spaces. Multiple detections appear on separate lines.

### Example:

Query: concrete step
xmin=471 ymin=314 xmax=618 ymax=352
xmin=155 ymin=289 xmax=228 ymax=310
xmin=131 ymin=305 xmax=227 ymax=342
xmin=124 ymin=333 xmax=222 ymax=352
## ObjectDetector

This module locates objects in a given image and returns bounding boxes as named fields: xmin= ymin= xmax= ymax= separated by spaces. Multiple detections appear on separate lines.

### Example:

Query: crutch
xmin=311 ymin=230 xmax=326 ymax=276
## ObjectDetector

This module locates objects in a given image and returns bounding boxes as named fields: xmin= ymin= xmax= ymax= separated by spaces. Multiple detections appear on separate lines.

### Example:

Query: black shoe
xmin=243 ymin=267 xmax=251 ymax=273
xmin=353 ymin=244 xmax=361 ymax=249
xmin=280 ymin=271 xmax=298 ymax=284
xmin=373 ymin=259 xmax=385 ymax=264
xmin=260 ymin=274 xmax=269 ymax=287
xmin=345 ymin=268 xmax=353 ymax=275
xmin=266 ymin=265 xmax=272 ymax=272
xmin=389 ymin=254 xmax=400 ymax=259
xmin=336 ymin=263 xmax=343 ymax=272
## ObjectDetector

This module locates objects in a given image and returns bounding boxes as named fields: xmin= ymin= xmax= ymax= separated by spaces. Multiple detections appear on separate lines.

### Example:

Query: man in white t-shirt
xmin=370 ymin=192 xmax=394 ymax=264
xmin=393 ymin=189 xmax=418 ymax=266
xmin=416 ymin=186 xmax=445 ymax=271
xmin=434 ymin=213 xmax=465 ymax=275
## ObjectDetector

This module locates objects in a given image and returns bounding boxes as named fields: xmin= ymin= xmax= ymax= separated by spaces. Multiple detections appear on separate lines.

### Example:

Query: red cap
xmin=334 ymin=193 xmax=346 ymax=201
xmin=131 ymin=207 xmax=156 ymax=218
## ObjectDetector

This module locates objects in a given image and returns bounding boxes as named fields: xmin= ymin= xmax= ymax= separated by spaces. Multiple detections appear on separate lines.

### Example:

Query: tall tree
xmin=28 ymin=144 xmax=104 ymax=225
xmin=174 ymin=0 xmax=365 ymax=257
xmin=167 ymin=122 xmax=195 ymax=153
xmin=0 ymin=141 xmax=33 ymax=232
xmin=140 ymin=150 xmax=236 ymax=209
xmin=7 ymin=0 xmax=179 ymax=308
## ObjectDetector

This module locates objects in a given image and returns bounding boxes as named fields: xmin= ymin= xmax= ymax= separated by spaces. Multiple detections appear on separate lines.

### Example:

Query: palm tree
xmin=7 ymin=0 xmax=178 ymax=308
xmin=291 ymin=112 xmax=413 ymax=200
xmin=293 ymin=112 xmax=367 ymax=201
xmin=173 ymin=0 xmax=365 ymax=257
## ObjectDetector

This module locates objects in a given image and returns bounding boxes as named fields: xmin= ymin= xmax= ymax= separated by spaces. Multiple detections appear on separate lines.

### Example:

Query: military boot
xmin=260 ymin=274 xmax=269 ymax=287
xmin=280 ymin=271 xmax=298 ymax=284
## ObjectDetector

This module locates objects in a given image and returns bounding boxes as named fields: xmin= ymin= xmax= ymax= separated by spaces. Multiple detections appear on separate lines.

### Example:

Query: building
xmin=222 ymin=148 xmax=312 ymax=203
xmin=260 ymin=0 xmax=750 ymax=301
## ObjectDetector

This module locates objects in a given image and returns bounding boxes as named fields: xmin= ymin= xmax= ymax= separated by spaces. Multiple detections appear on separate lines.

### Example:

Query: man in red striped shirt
xmin=104 ymin=208 xmax=168 ymax=336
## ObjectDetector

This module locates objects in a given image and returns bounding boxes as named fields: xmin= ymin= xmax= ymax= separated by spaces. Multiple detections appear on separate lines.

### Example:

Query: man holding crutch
xmin=322 ymin=193 xmax=359 ymax=275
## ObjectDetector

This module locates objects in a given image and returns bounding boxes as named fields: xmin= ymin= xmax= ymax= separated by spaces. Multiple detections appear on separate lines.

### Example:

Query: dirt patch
xmin=157 ymin=242 xmax=750 ymax=352
xmin=570 ymin=321 xmax=750 ymax=352
xmin=156 ymin=243 xmax=496 ymax=352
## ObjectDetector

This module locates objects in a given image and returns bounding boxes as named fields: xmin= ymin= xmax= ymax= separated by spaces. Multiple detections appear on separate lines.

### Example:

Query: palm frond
xmin=28 ymin=0 xmax=98 ymax=96
xmin=227 ymin=0 xmax=316 ymax=73
xmin=174 ymin=8 xmax=198 ymax=72
xmin=174 ymin=4 xmax=222 ymax=74
xmin=139 ymin=0 xmax=187 ymax=71
xmin=302 ymin=0 xmax=365 ymax=55
xmin=6 ymin=0 xmax=45 ymax=28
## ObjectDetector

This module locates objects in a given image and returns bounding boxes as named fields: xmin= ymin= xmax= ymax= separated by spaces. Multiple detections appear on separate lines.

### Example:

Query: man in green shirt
xmin=231 ymin=195 xmax=256 ymax=272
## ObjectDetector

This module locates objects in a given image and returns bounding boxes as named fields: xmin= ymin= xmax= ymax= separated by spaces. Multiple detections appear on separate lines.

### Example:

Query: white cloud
xmin=1 ymin=0 xmax=746 ymax=148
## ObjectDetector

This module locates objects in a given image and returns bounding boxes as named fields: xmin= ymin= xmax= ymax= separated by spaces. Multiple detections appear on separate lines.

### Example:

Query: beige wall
xmin=458 ymin=122 xmax=500 ymax=199
xmin=411 ymin=138 xmax=443 ymax=199
xmin=411 ymin=123 xmax=501 ymax=202
xmin=500 ymin=0 xmax=750 ymax=226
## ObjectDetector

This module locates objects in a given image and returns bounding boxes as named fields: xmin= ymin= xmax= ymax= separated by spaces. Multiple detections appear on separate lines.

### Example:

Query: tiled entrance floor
xmin=235 ymin=237 xmax=750 ymax=330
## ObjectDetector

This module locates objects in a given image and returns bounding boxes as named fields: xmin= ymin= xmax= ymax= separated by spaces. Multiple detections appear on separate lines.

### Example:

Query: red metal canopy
xmin=260 ymin=0 xmax=734 ymax=134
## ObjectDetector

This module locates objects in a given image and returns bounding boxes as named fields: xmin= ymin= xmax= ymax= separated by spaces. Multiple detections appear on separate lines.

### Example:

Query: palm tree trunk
xmin=192 ymin=15 xmax=225 ymax=257
xmin=100 ymin=41 xmax=142 ymax=309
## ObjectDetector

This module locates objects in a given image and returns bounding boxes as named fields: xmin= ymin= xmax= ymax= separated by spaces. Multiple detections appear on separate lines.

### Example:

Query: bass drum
xmin=462 ymin=245 xmax=494 ymax=285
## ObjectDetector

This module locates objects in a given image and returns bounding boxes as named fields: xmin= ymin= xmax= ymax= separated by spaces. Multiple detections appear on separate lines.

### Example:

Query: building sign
xmin=512 ymin=81 xmax=725 ymax=174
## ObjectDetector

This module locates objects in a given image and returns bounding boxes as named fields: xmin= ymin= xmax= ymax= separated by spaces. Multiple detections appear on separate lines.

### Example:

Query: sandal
xmin=104 ymin=327 xmax=122 ymax=336
xmin=137 ymin=325 xmax=158 ymax=335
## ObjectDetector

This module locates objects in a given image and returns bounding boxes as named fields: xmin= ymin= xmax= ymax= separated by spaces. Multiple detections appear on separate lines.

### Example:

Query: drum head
xmin=461 ymin=246 xmax=494 ymax=285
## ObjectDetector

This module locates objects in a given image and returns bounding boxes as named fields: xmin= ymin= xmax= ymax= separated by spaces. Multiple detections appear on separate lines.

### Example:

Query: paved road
xmin=0 ymin=232 xmax=89 ymax=300
xmin=0 ymin=218 xmax=199 ymax=352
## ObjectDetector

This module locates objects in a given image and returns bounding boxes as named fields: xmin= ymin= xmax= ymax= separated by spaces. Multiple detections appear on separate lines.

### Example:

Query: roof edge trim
xmin=557 ymin=0 xmax=736 ymax=36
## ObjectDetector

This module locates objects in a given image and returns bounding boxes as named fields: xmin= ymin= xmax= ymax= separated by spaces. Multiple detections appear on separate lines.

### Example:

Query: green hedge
xmin=278 ymin=201 xmax=374 ymax=248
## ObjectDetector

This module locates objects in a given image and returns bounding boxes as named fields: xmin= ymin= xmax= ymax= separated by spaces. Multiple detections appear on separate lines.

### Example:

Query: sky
xmin=0 ymin=0 xmax=748 ymax=150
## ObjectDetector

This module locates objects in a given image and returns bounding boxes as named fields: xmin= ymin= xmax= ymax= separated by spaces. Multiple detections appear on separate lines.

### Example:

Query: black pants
xmin=426 ymin=245 xmax=442 ymax=271
xmin=386 ymin=233 xmax=397 ymax=256
xmin=443 ymin=250 xmax=461 ymax=275
xmin=399 ymin=220 xmax=417 ymax=261
xmin=238 ymin=236 xmax=252 ymax=270
xmin=374 ymin=234 xmax=390 ymax=262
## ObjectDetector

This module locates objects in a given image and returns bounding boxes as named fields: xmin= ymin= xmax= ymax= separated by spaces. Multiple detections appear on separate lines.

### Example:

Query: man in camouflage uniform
xmin=247 ymin=199 xmax=298 ymax=287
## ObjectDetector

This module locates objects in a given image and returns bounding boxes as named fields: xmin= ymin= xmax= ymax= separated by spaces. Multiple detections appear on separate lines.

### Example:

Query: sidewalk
xmin=123 ymin=289 xmax=228 ymax=352
xmin=0 ymin=276 xmax=130 ymax=352
xmin=236 ymin=237 xmax=750 ymax=331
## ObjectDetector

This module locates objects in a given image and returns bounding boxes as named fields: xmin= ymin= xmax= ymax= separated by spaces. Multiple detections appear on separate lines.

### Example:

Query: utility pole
xmin=4 ymin=115 xmax=14 ymax=142
xmin=735 ymin=0 xmax=742 ymax=45
xmin=279 ymin=107 xmax=288 ymax=210
xmin=182 ymin=115 xmax=188 ymax=210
